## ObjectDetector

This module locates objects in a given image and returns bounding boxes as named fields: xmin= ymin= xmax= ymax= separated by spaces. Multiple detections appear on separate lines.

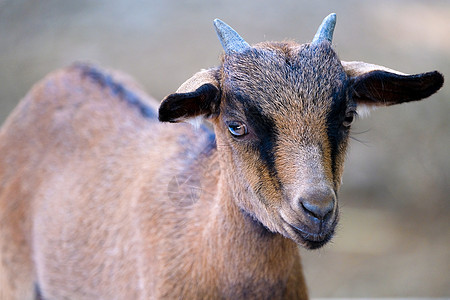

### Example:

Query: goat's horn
xmin=311 ymin=13 xmax=336 ymax=45
xmin=213 ymin=19 xmax=250 ymax=54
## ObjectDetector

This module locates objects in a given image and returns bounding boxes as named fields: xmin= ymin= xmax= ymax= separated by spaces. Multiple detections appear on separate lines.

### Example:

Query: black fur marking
xmin=35 ymin=282 xmax=44 ymax=300
xmin=326 ymin=85 xmax=348 ymax=185
xmin=76 ymin=64 xmax=157 ymax=119
xmin=240 ymin=98 xmax=282 ymax=191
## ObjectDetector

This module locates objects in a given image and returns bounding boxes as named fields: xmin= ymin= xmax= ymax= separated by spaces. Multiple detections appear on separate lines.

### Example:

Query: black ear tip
xmin=158 ymin=109 xmax=169 ymax=122
xmin=423 ymin=70 xmax=444 ymax=98
xmin=158 ymin=95 xmax=175 ymax=122
xmin=431 ymin=71 xmax=444 ymax=91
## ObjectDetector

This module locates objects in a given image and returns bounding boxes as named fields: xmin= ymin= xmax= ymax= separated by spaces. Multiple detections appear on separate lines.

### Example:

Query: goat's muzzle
xmin=281 ymin=187 xmax=338 ymax=249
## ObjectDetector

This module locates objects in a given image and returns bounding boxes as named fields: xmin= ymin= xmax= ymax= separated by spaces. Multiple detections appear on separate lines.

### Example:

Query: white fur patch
xmin=356 ymin=104 xmax=377 ymax=118
xmin=186 ymin=116 xmax=204 ymax=129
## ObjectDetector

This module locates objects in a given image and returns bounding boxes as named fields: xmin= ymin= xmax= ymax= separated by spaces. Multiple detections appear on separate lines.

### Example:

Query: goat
xmin=0 ymin=13 xmax=443 ymax=299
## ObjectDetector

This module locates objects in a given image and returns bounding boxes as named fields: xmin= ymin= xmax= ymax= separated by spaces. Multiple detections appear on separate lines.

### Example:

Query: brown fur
xmin=0 ymin=37 xmax=443 ymax=299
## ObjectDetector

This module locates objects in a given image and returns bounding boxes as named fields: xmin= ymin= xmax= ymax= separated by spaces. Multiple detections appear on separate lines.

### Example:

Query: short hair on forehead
xmin=220 ymin=42 xmax=348 ymax=116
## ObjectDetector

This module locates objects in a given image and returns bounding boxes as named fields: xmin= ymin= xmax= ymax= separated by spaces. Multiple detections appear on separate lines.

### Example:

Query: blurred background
xmin=0 ymin=0 xmax=448 ymax=297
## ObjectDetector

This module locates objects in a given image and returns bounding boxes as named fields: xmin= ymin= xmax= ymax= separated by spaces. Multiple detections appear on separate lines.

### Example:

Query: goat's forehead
xmin=221 ymin=42 xmax=347 ymax=117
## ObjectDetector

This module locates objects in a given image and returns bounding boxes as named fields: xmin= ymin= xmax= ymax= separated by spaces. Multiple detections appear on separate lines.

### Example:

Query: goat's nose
xmin=300 ymin=189 xmax=335 ymax=220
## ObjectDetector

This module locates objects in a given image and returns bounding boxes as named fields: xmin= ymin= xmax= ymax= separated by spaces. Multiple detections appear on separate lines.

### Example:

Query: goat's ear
xmin=159 ymin=68 xmax=221 ymax=123
xmin=342 ymin=61 xmax=444 ymax=107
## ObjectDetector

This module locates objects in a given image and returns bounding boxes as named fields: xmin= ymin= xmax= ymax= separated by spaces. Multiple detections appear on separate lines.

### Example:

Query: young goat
xmin=0 ymin=14 xmax=444 ymax=299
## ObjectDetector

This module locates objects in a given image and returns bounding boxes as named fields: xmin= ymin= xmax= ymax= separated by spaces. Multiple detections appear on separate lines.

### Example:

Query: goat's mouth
xmin=287 ymin=223 xmax=335 ymax=249
xmin=281 ymin=217 xmax=337 ymax=250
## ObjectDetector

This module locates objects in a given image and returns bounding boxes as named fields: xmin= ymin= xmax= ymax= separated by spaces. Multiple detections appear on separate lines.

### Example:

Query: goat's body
xmin=0 ymin=65 xmax=306 ymax=299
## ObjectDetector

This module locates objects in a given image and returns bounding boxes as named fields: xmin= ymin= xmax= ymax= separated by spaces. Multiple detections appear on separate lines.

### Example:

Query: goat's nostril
xmin=301 ymin=199 xmax=334 ymax=220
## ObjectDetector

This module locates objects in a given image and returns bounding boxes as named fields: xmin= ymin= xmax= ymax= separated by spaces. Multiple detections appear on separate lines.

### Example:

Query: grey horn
xmin=311 ymin=13 xmax=337 ymax=45
xmin=213 ymin=19 xmax=250 ymax=53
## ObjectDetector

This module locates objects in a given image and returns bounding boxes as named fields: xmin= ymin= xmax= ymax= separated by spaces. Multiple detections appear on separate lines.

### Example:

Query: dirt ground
xmin=0 ymin=0 xmax=449 ymax=297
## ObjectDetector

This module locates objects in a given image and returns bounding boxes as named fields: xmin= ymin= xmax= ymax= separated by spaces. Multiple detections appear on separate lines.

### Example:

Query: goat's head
xmin=159 ymin=14 xmax=443 ymax=249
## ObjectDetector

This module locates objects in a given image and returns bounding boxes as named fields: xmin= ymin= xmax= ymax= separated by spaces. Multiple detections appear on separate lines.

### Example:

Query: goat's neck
xmin=197 ymin=163 xmax=305 ymax=295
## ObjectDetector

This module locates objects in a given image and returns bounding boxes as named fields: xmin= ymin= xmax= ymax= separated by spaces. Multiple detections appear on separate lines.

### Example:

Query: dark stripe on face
xmin=326 ymin=87 xmax=348 ymax=186
xmin=241 ymin=101 xmax=282 ymax=190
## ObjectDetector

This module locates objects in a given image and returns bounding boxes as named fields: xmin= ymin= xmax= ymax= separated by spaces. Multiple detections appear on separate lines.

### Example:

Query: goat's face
xmin=212 ymin=42 xmax=347 ymax=248
xmin=159 ymin=15 xmax=443 ymax=249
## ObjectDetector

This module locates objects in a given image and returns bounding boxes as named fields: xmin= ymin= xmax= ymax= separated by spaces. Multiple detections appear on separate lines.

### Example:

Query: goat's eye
xmin=343 ymin=109 xmax=356 ymax=128
xmin=227 ymin=121 xmax=248 ymax=137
